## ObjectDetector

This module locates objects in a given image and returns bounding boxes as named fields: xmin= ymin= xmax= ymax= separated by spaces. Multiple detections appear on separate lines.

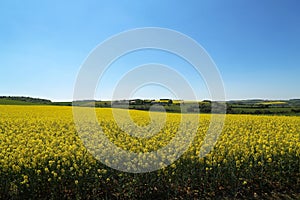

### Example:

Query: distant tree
xmin=291 ymin=108 xmax=300 ymax=113
xmin=254 ymin=110 xmax=262 ymax=114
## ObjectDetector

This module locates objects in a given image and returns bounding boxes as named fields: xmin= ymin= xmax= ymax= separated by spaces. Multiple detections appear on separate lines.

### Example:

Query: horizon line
xmin=1 ymin=95 xmax=300 ymax=103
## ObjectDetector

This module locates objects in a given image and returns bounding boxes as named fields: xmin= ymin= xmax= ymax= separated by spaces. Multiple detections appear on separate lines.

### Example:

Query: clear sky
xmin=0 ymin=0 xmax=299 ymax=101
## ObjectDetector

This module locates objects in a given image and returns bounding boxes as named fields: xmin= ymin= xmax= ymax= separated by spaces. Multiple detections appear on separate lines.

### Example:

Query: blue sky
xmin=0 ymin=0 xmax=299 ymax=101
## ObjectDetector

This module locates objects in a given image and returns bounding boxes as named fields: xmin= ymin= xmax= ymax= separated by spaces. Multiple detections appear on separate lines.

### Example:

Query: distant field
xmin=1 ymin=96 xmax=300 ymax=116
xmin=233 ymin=107 xmax=292 ymax=113
xmin=258 ymin=101 xmax=287 ymax=105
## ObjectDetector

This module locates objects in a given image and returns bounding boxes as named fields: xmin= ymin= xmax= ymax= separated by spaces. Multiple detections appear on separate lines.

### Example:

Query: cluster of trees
xmin=112 ymin=99 xmax=173 ymax=106
xmin=0 ymin=96 xmax=52 ymax=104
xmin=110 ymin=99 xmax=228 ymax=114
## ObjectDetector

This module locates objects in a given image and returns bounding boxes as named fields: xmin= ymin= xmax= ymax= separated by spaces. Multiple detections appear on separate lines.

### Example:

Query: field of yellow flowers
xmin=0 ymin=105 xmax=299 ymax=199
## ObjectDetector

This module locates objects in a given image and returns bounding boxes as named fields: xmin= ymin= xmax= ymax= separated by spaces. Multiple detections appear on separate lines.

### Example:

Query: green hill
xmin=0 ymin=98 xmax=36 ymax=105
xmin=0 ymin=96 xmax=52 ymax=105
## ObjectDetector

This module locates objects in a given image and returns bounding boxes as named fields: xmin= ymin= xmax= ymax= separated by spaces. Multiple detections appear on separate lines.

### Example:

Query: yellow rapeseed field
xmin=0 ymin=105 xmax=299 ymax=199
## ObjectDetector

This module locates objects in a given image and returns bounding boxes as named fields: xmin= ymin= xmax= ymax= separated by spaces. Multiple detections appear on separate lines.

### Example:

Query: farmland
xmin=0 ymin=105 xmax=299 ymax=199
xmin=2 ymin=96 xmax=300 ymax=116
